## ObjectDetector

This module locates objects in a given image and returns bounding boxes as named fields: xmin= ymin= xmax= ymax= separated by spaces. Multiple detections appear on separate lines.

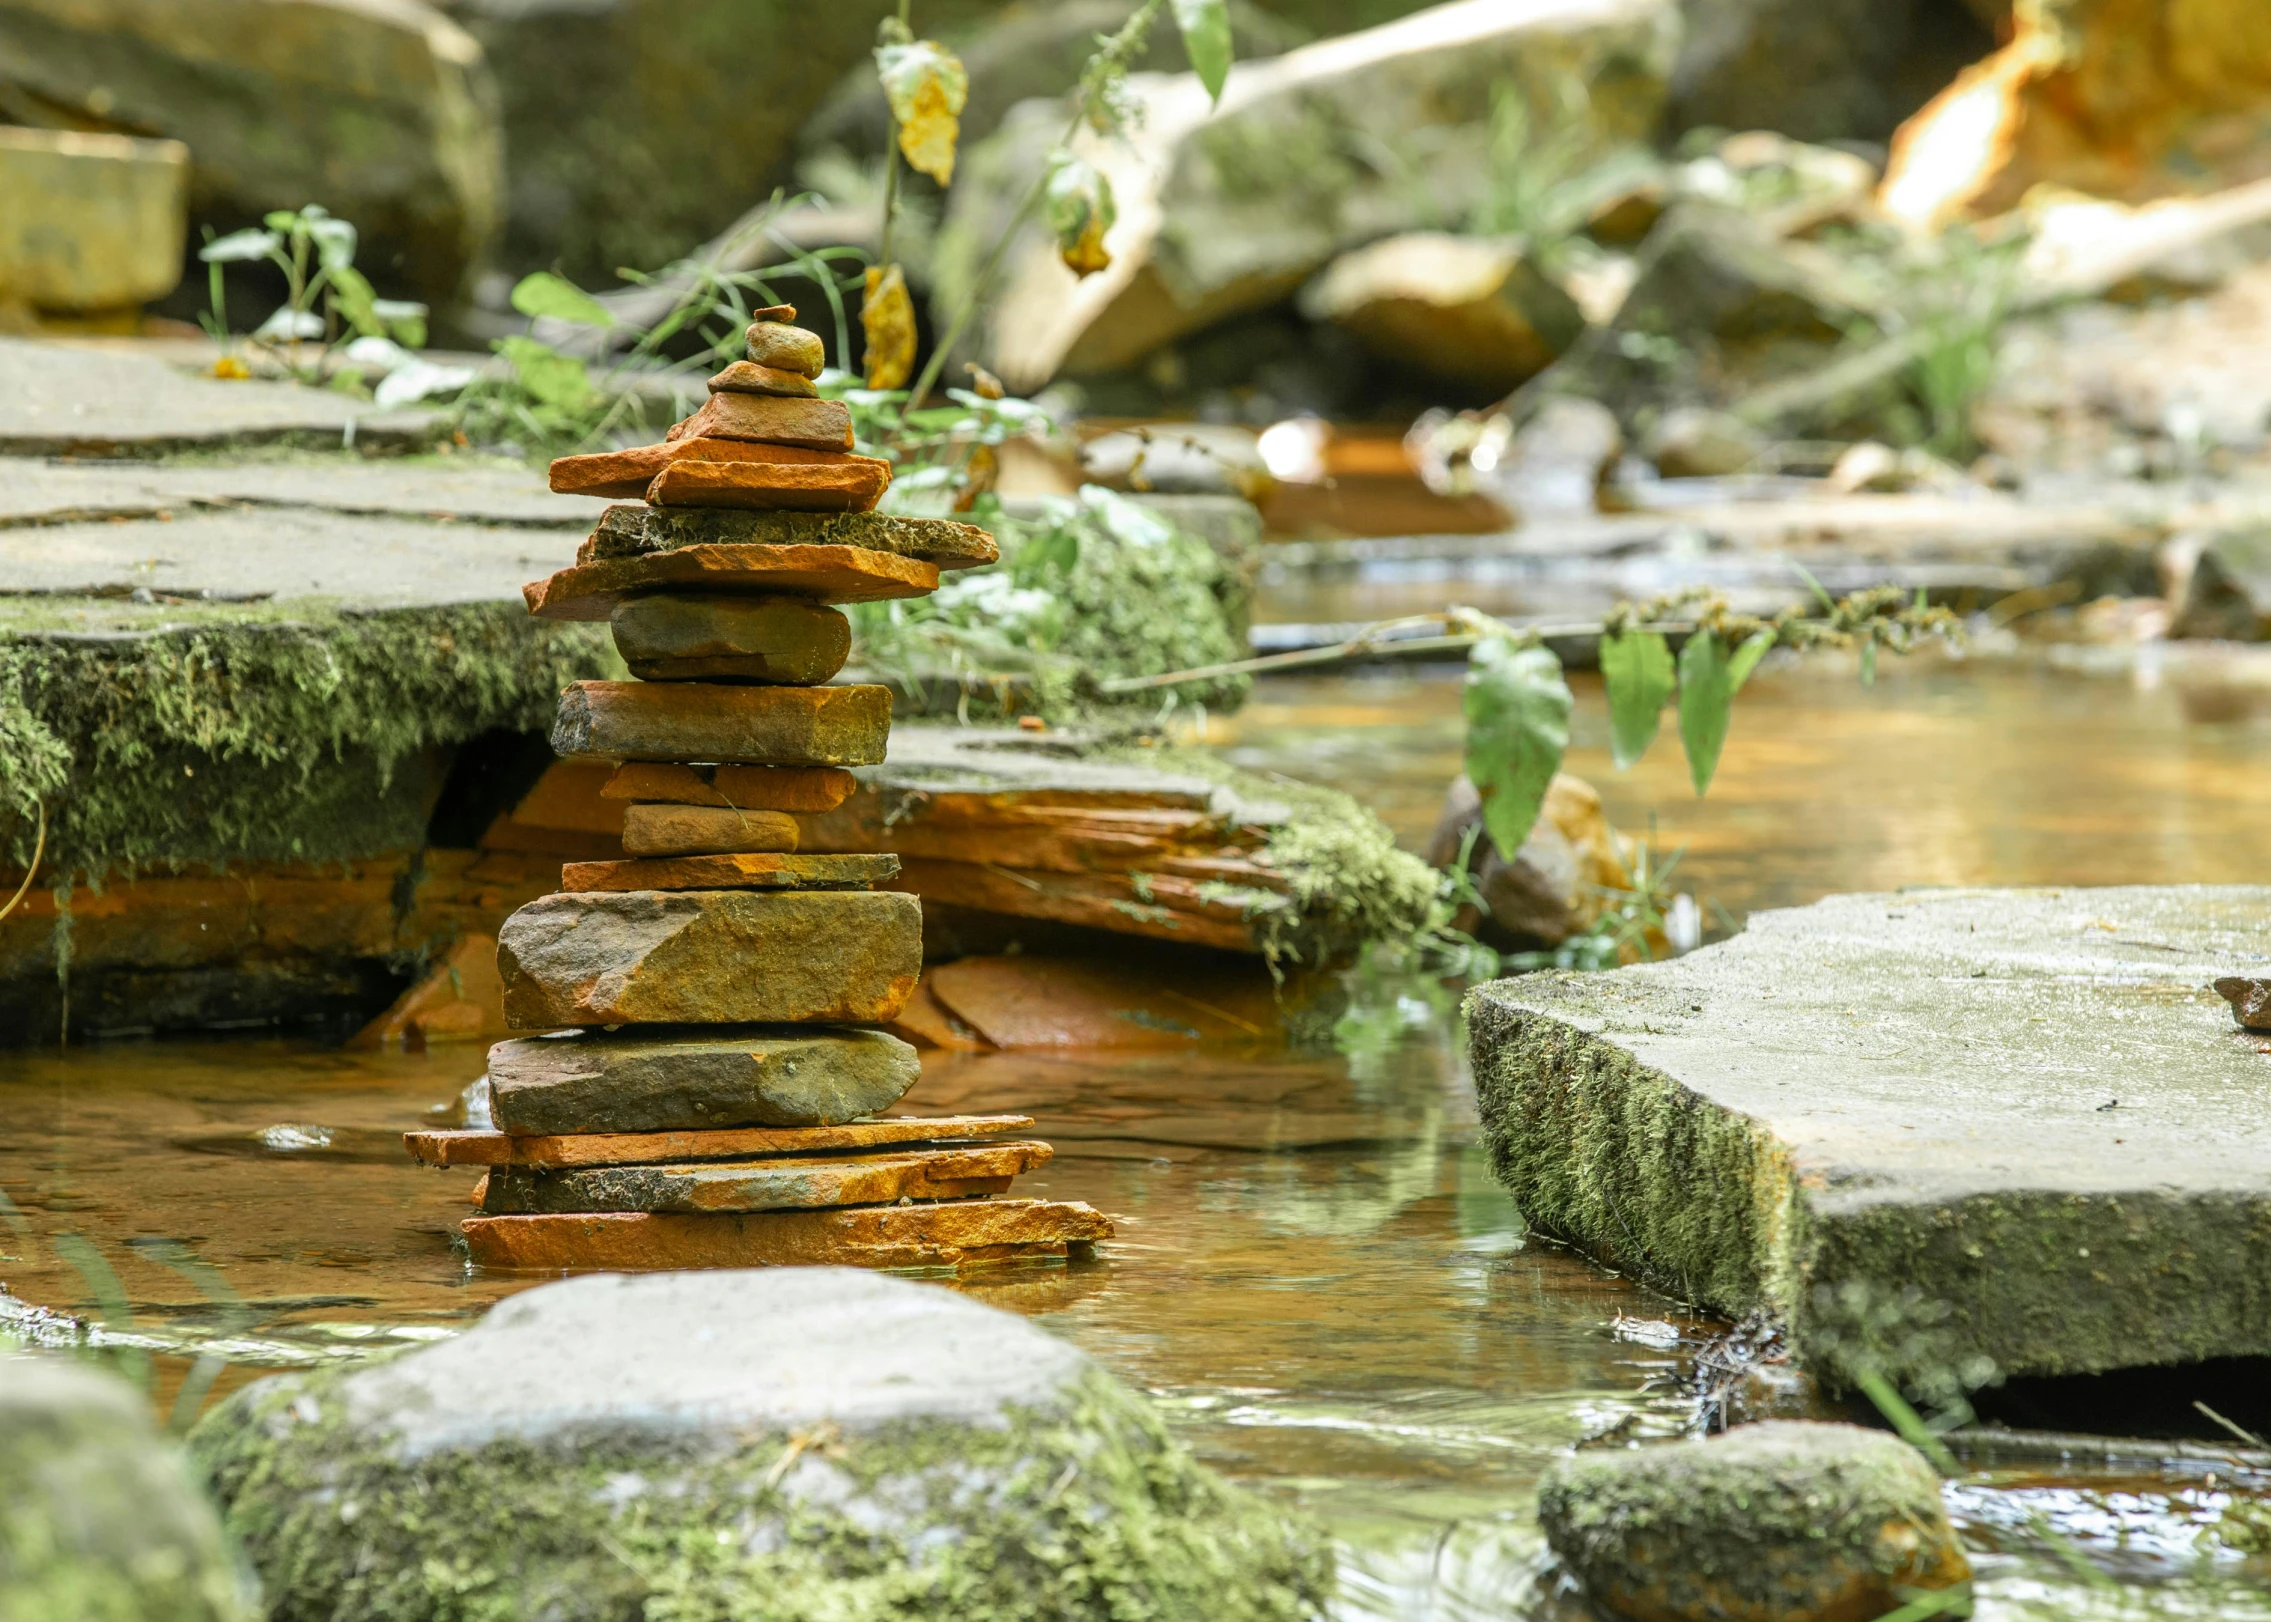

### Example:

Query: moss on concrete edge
xmin=189 ymin=1360 xmax=1332 ymax=1622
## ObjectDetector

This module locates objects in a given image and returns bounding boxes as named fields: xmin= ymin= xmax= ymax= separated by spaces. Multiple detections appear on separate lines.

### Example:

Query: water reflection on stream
xmin=4 ymin=649 xmax=2270 ymax=1618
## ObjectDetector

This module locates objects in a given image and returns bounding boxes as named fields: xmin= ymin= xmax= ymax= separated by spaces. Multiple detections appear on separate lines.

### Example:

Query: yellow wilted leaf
xmin=862 ymin=263 xmax=916 ymax=391
xmin=876 ymin=40 xmax=968 ymax=186
xmin=1045 ymin=157 xmax=1116 ymax=278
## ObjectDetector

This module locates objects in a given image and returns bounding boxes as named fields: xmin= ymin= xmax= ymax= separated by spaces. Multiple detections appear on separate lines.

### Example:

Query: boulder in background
xmin=1298 ymin=232 xmax=1585 ymax=392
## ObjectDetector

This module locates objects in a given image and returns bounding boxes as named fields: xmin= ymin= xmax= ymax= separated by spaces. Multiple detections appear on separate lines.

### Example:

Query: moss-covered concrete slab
xmin=0 ymin=339 xmax=435 ymax=454
xmin=0 ymin=454 xmax=588 ymax=527
xmin=1469 ymin=886 xmax=2271 ymax=1380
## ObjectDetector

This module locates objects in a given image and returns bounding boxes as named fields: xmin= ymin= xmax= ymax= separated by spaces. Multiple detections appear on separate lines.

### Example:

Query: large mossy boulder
xmin=1539 ymin=1422 xmax=1971 ymax=1622
xmin=937 ymin=0 xmax=1677 ymax=390
xmin=191 ymin=1268 xmax=1331 ymax=1622
xmin=0 ymin=0 xmax=502 ymax=306
xmin=1 ymin=1355 xmax=257 ymax=1622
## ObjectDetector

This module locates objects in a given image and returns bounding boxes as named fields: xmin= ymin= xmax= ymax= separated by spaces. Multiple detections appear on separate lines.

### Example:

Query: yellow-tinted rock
xmin=496 ymin=888 xmax=922 ymax=1028
xmin=746 ymin=320 xmax=826 ymax=376
xmin=610 ymin=592 xmax=851 ymax=685
xmin=550 ymin=680 xmax=891 ymax=765
xmin=619 ymin=803 xmax=800 ymax=857
xmin=0 ymin=127 xmax=188 ymax=313
xmin=461 ymin=1198 xmax=1114 ymax=1270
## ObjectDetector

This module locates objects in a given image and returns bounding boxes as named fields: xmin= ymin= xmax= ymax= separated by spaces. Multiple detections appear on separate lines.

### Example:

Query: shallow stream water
xmin=5 ymin=648 xmax=2270 ymax=1617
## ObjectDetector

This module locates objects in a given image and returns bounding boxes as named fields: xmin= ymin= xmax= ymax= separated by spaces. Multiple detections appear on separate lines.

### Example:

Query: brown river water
xmin=4 ymin=647 xmax=2270 ymax=1618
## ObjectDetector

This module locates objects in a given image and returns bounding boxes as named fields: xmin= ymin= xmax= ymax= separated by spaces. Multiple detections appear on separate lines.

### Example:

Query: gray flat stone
xmin=190 ymin=1271 xmax=1327 ymax=1621
xmin=1469 ymin=885 xmax=2271 ymax=1378
xmin=487 ymin=1026 xmax=921 ymax=1134
xmin=0 ymin=338 xmax=433 ymax=454
xmin=0 ymin=455 xmax=594 ymax=529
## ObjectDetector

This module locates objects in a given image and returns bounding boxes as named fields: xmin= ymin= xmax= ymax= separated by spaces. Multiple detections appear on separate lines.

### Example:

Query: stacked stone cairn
xmin=403 ymin=307 xmax=1112 ymax=1271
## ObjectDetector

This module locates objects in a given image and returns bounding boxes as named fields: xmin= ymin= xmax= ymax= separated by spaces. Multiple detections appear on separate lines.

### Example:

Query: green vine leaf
xmin=1169 ymin=0 xmax=1234 ymax=103
xmin=1728 ymin=626 xmax=1776 ymax=692
xmin=1601 ymin=628 xmax=1674 ymax=769
xmin=1677 ymin=630 xmax=1734 ymax=796
xmin=1463 ymin=637 xmax=1572 ymax=860
xmin=510 ymin=272 xmax=614 ymax=329
xmin=495 ymin=336 xmax=598 ymax=411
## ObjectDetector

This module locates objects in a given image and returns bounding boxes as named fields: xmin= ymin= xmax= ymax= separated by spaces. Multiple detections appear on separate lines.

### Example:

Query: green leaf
xmin=510 ymin=271 xmax=615 ymax=328
xmin=1044 ymin=156 xmax=1117 ymax=277
xmin=199 ymin=227 xmax=282 ymax=264
xmin=495 ymin=335 xmax=598 ymax=411
xmin=1728 ymin=626 xmax=1776 ymax=692
xmin=1677 ymin=629 xmax=1734 ymax=796
xmin=1600 ymin=628 xmax=1673 ymax=769
xmin=1859 ymin=638 xmax=1878 ymax=687
xmin=1463 ymin=637 xmax=1572 ymax=860
xmin=1170 ymin=0 xmax=1234 ymax=102
xmin=327 ymin=263 xmax=380 ymax=338
xmin=306 ymin=214 xmax=358 ymax=273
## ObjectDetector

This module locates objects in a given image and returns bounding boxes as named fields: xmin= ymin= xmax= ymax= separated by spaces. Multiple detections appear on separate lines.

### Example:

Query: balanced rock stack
xmin=404 ymin=308 xmax=1112 ymax=1271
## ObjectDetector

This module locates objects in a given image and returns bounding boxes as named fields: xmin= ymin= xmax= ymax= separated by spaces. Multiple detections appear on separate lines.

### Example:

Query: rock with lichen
xmin=2 ymin=1354 xmax=258 ymax=1622
xmin=1538 ymin=1421 xmax=1970 ymax=1622
xmin=191 ymin=1269 xmax=1331 ymax=1622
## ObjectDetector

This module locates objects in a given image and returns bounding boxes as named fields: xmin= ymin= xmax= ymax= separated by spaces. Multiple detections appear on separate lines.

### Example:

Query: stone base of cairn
xmin=404 ymin=307 xmax=1110 ymax=1270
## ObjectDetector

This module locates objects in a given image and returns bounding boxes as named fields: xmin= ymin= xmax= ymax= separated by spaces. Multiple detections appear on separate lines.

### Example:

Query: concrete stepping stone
xmin=620 ymin=803 xmax=800 ymax=856
xmin=600 ymin=761 xmax=859 ymax=812
xmin=461 ymin=1202 xmax=1115 ymax=1269
xmin=527 ymin=543 xmax=938 ymax=618
xmin=610 ymin=591 xmax=851 ymax=684
xmin=478 ymin=1140 xmax=1054 ymax=1214
xmin=585 ymin=502 xmax=998 ymax=568
xmin=488 ymin=1022 xmax=922 ymax=1134
xmin=550 ymin=679 xmax=891 ymax=765
xmin=560 ymin=851 xmax=897 ymax=893
xmin=646 ymin=457 xmax=890 ymax=512
xmin=1469 ymin=885 xmax=2271 ymax=1380
xmin=404 ymin=1112 xmax=1035 ymax=1168
xmin=190 ymin=1270 xmax=1317 ymax=1621
xmin=671 ymin=391 xmax=852 ymax=450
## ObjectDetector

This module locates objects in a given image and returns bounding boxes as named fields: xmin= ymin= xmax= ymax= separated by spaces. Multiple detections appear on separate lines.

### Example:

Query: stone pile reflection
xmin=404 ymin=307 xmax=1109 ymax=1269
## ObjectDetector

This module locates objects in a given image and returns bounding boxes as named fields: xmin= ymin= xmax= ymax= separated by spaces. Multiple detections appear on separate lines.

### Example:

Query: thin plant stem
xmin=876 ymin=0 xmax=913 ymax=272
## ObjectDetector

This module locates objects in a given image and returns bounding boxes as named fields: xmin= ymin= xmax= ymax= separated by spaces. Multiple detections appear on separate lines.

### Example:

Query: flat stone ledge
xmin=1468 ymin=885 xmax=2271 ymax=1379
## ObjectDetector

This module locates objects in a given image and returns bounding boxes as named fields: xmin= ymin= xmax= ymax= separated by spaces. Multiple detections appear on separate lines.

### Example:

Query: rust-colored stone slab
xmin=611 ymin=592 xmax=851 ymax=685
xmin=600 ymin=763 xmax=859 ymax=813
xmin=405 ymin=1113 xmax=1036 ymax=1168
xmin=480 ymin=1140 xmax=1054 ymax=1214
xmin=497 ymin=888 xmax=923 ymax=1028
xmin=549 ymin=436 xmax=860 ymax=500
xmin=745 ymin=320 xmax=825 ymax=376
xmin=647 ymin=457 xmax=888 ymax=513
xmin=551 ymin=680 xmax=891 ymax=766
xmin=488 ymin=1023 xmax=921 ymax=1132
xmin=708 ymin=360 xmax=819 ymax=397
xmin=587 ymin=504 xmax=998 ymax=570
xmin=461 ymin=1198 xmax=1114 ymax=1270
xmin=671 ymin=391 xmax=853 ymax=451
xmin=561 ymin=851 xmax=896 ymax=893
xmin=526 ymin=545 xmax=938 ymax=619
xmin=621 ymin=803 xmax=801 ymax=857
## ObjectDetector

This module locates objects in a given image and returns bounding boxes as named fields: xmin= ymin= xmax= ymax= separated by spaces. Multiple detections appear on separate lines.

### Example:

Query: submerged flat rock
xmin=1469 ymin=885 xmax=2271 ymax=1379
xmin=479 ymin=1140 xmax=1051 ymax=1213
xmin=488 ymin=1024 xmax=922 ymax=1133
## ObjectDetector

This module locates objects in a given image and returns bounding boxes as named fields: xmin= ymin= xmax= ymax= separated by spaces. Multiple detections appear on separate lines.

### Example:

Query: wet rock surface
xmin=190 ymin=1269 xmax=1331 ymax=1622
xmin=487 ymin=1024 xmax=921 ymax=1133
xmin=610 ymin=592 xmax=852 ymax=685
xmin=549 ymin=679 xmax=893 ymax=765
xmin=497 ymin=888 xmax=923 ymax=1028
xmin=1 ymin=1354 xmax=255 ymax=1622
xmin=1539 ymin=1421 xmax=1970 ymax=1622
xmin=1470 ymin=885 xmax=2271 ymax=1378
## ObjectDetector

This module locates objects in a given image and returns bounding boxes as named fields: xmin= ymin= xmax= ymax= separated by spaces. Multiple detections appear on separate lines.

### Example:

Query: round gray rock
xmin=192 ymin=1269 xmax=1328 ymax=1622
xmin=1538 ymin=1421 xmax=1970 ymax=1622
xmin=1 ymin=1355 xmax=256 ymax=1622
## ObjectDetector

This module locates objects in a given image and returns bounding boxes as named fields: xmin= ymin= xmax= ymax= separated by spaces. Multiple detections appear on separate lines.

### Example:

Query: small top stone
xmin=330 ymin=1270 xmax=1095 ymax=1458
xmin=747 ymin=319 xmax=826 ymax=378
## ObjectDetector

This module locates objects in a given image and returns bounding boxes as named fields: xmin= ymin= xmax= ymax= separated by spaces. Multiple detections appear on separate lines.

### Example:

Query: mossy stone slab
xmin=1539 ymin=1421 xmax=1969 ymax=1622
xmin=550 ymin=680 xmax=891 ymax=766
xmin=2 ymin=1354 xmax=257 ymax=1622
xmin=1468 ymin=885 xmax=2271 ymax=1380
xmin=498 ymin=887 xmax=922 ymax=1029
xmin=487 ymin=1024 xmax=922 ymax=1134
xmin=479 ymin=1140 xmax=1051 ymax=1214
xmin=589 ymin=502 xmax=998 ymax=568
xmin=190 ymin=1270 xmax=1329 ymax=1622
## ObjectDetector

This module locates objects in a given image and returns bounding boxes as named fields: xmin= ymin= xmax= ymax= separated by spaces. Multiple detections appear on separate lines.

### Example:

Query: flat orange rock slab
xmin=405 ymin=1112 xmax=1036 ymax=1168
xmin=670 ymin=391 xmax=853 ymax=451
xmin=480 ymin=1140 xmax=1054 ymax=1214
xmin=601 ymin=762 xmax=859 ymax=813
xmin=526 ymin=544 xmax=938 ymax=619
xmin=549 ymin=436 xmax=865 ymax=501
xmin=561 ymin=851 xmax=897 ymax=892
xmin=647 ymin=458 xmax=889 ymax=513
xmin=462 ymin=1198 xmax=1114 ymax=1271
